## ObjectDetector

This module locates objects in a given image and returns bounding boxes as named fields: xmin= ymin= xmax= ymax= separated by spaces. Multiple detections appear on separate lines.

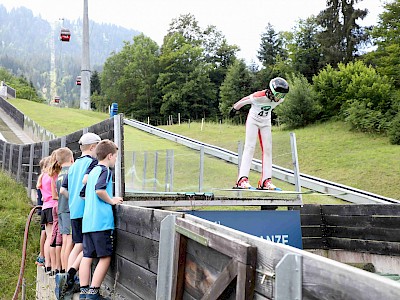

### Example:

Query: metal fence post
xmin=290 ymin=133 xmax=302 ymax=203
xmin=142 ymin=151 xmax=148 ymax=191
xmin=199 ymin=146 xmax=204 ymax=192
xmin=154 ymin=151 xmax=158 ymax=191
xmin=165 ymin=150 xmax=170 ymax=192
xmin=169 ymin=150 xmax=174 ymax=191
xmin=156 ymin=215 xmax=177 ymax=300
xmin=274 ymin=253 xmax=302 ymax=300
xmin=132 ymin=152 xmax=136 ymax=190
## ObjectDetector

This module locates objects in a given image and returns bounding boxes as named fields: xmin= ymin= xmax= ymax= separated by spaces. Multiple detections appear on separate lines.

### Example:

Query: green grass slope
xmin=0 ymin=172 xmax=39 ymax=300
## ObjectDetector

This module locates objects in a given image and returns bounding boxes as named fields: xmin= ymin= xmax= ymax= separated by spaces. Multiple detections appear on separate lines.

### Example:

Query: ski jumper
xmin=233 ymin=90 xmax=284 ymax=183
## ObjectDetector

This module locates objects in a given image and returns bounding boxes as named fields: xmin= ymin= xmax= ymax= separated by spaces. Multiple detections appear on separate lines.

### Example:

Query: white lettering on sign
xmin=260 ymin=234 xmax=289 ymax=245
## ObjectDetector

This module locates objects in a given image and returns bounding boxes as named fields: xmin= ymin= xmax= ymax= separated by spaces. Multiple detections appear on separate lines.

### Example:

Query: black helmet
xmin=269 ymin=77 xmax=289 ymax=101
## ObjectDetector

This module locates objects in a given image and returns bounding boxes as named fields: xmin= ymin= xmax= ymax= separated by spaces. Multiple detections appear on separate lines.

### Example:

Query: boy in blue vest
xmin=79 ymin=139 xmax=123 ymax=299
xmin=58 ymin=132 xmax=101 ymax=298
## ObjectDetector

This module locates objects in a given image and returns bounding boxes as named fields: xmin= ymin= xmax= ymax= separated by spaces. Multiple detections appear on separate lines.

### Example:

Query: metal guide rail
xmin=124 ymin=118 xmax=399 ymax=204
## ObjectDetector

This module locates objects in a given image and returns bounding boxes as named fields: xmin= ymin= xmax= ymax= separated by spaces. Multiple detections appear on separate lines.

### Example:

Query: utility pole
xmin=80 ymin=0 xmax=91 ymax=110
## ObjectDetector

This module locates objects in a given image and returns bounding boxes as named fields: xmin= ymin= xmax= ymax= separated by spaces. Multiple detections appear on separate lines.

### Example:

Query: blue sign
xmin=187 ymin=210 xmax=303 ymax=249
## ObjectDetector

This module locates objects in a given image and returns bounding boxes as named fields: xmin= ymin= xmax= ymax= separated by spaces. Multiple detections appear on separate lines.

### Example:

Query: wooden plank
xmin=103 ymin=273 xmax=143 ymax=300
xmin=183 ymin=252 xmax=221 ymax=299
xmin=186 ymin=238 xmax=231 ymax=272
xmin=107 ymin=254 xmax=157 ymax=300
xmin=176 ymin=217 xmax=257 ymax=265
xmin=301 ymin=214 xmax=323 ymax=226
xmin=326 ymin=237 xmax=400 ymax=256
xmin=115 ymin=204 xmax=182 ymax=241
xmin=324 ymin=215 xmax=400 ymax=228
xmin=301 ymin=226 xmax=323 ymax=238
xmin=183 ymin=214 xmax=400 ymax=300
xmin=302 ymin=238 xmax=325 ymax=250
xmin=321 ymin=204 xmax=400 ymax=216
xmin=300 ymin=204 xmax=321 ymax=215
xmin=326 ymin=226 xmax=400 ymax=242
xmin=176 ymin=235 xmax=188 ymax=299
xmin=114 ymin=229 xmax=159 ymax=273
xmin=236 ymin=261 xmax=256 ymax=299
xmin=202 ymin=259 xmax=237 ymax=300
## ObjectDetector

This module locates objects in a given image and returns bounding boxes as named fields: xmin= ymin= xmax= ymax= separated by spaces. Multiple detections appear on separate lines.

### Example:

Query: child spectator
xmin=39 ymin=150 xmax=59 ymax=274
xmin=48 ymin=148 xmax=63 ymax=276
xmin=59 ymin=132 xmax=101 ymax=296
xmin=79 ymin=139 xmax=123 ymax=299
xmin=35 ymin=156 xmax=49 ymax=266
xmin=55 ymin=147 xmax=74 ymax=274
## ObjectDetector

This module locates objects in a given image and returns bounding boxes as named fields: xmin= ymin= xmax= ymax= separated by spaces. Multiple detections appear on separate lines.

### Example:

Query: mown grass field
xmin=10 ymin=98 xmax=400 ymax=200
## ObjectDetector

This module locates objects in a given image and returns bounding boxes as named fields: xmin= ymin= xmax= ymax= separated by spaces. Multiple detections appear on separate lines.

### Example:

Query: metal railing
xmin=124 ymin=118 xmax=400 ymax=205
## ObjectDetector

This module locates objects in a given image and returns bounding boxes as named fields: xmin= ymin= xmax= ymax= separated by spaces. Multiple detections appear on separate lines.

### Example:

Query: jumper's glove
xmin=229 ymin=107 xmax=238 ymax=118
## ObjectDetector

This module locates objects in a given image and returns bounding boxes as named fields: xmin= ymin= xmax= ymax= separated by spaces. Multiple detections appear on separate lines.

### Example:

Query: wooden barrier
xmin=301 ymin=204 xmax=400 ymax=256
xmin=96 ymin=204 xmax=400 ymax=300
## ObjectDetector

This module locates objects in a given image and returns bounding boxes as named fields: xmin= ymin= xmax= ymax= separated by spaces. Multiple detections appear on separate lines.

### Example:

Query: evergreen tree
xmin=219 ymin=59 xmax=252 ymax=120
xmin=289 ymin=17 xmax=322 ymax=82
xmin=316 ymin=0 xmax=369 ymax=66
xmin=257 ymin=23 xmax=287 ymax=67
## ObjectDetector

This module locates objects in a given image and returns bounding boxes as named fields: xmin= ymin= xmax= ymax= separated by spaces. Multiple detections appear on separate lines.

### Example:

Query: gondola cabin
xmin=76 ymin=76 xmax=81 ymax=86
xmin=54 ymin=96 xmax=60 ymax=103
xmin=60 ymin=28 xmax=71 ymax=42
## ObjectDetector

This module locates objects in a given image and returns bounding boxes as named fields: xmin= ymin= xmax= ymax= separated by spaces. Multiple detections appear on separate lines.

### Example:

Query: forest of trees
xmin=1 ymin=1 xmax=399 ymax=144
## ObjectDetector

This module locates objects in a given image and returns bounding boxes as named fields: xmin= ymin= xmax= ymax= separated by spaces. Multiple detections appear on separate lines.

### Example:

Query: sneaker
xmin=60 ymin=275 xmax=79 ymax=299
xmin=86 ymin=293 xmax=107 ymax=300
xmin=79 ymin=287 xmax=89 ymax=300
xmin=258 ymin=179 xmax=281 ymax=191
xmin=236 ymin=176 xmax=253 ymax=189
xmin=35 ymin=256 xmax=45 ymax=266
xmin=55 ymin=273 xmax=68 ymax=299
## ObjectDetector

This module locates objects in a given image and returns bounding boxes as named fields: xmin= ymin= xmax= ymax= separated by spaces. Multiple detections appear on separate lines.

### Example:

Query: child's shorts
xmin=58 ymin=212 xmax=71 ymax=235
xmin=83 ymin=230 xmax=113 ymax=258
xmin=51 ymin=206 xmax=62 ymax=247
xmin=71 ymin=218 xmax=83 ymax=244
xmin=40 ymin=208 xmax=53 ymax=225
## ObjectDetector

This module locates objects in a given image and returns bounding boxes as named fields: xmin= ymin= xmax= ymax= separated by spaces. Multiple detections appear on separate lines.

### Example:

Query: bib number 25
xmin=258 ymin=106 xmax=271 ymax=117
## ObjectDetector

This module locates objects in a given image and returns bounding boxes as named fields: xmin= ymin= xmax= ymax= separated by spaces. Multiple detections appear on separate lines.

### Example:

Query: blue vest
xmin=82 ymin=165 xmax=114 ymax=233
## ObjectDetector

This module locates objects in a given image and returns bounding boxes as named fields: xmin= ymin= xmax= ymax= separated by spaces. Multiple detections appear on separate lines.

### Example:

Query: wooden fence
xmin=300 ymin=204 xmax=400 ymax=256
xmin=99 ymin=204 xmax=400 ymax=300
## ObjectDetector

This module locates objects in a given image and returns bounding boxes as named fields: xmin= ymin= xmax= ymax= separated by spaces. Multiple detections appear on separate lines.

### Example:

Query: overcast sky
xmin=1 ymin=0 xmax=385 ymax=63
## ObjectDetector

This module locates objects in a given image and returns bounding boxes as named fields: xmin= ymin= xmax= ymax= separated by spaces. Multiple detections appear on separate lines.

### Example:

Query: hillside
xmin=10 ymin=98 xmax=400 ymax=200
xmin=0 ymin=5 xmax=139 ymax=104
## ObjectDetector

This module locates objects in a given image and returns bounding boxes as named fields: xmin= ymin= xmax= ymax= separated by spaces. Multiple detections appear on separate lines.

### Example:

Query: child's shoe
xmin=79 ymin=286 xmax=89 ymax=299
xmin=258 ymin=179 xmax=282 ymax=191
xmin=86 ymin=288 xmax=106 ymax=300
xmin=235 ymin=176 xmax=253 ymax=189
xmin=35 ymin=256 xmax=45 ymax=266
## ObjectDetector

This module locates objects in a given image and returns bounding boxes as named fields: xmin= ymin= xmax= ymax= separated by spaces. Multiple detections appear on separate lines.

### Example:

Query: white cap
xmin=79 ymin=132 xmax=101 ymax=145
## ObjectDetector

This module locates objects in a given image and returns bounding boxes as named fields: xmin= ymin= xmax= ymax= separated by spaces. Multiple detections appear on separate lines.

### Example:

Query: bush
xmin=388 ymin=113 xmax=400 ymax=145
xmin=345 ymin=101 xmax=388 ymax=133
xmin=313 ymin=61 xmax=395 ymax=121
xmin=275 ymin=74 xmax=321 ymax=129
